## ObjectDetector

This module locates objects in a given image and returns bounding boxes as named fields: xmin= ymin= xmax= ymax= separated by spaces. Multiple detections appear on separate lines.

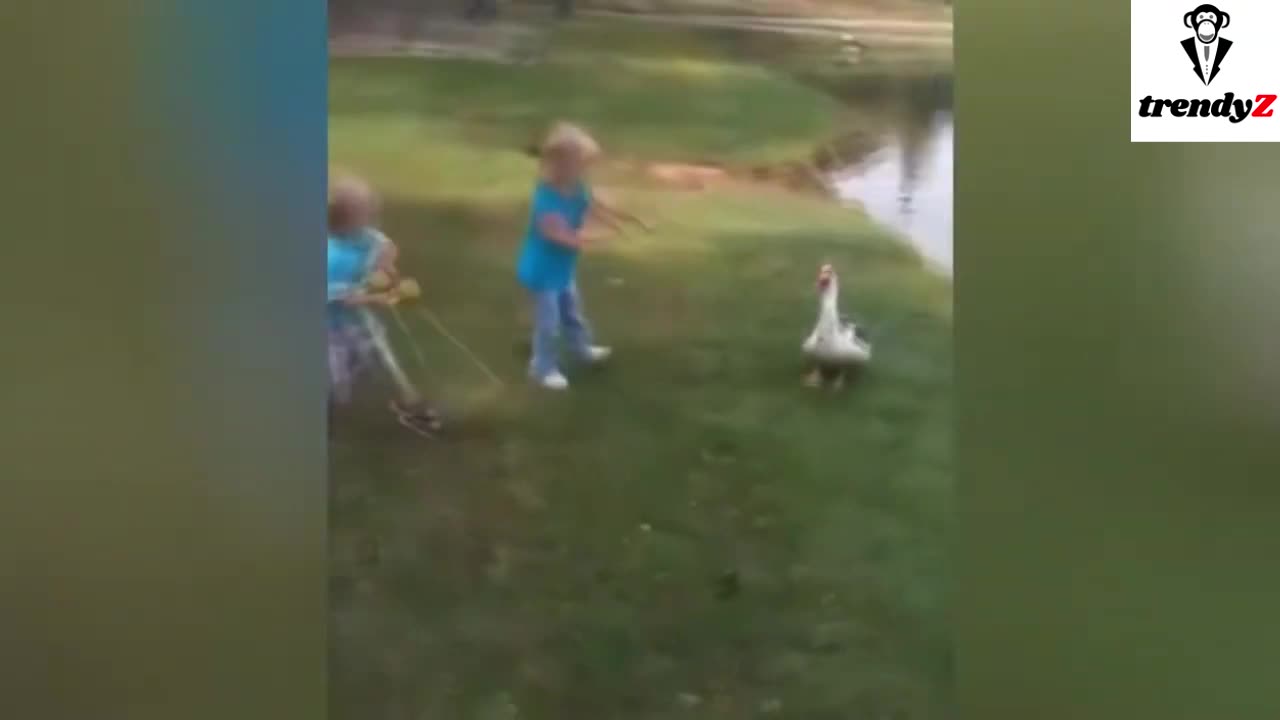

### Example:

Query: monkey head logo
xmin=1181 ymin=4 xmax=1233 ymax=85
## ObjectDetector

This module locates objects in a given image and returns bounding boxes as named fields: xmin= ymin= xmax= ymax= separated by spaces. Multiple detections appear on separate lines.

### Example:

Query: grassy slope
xmin=330 ymin=24 xmax=952 ymax=720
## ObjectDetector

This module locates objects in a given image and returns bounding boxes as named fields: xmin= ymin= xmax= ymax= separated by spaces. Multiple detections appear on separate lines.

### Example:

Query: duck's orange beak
xmin=817 ymin=265 xmax=834 ymax=289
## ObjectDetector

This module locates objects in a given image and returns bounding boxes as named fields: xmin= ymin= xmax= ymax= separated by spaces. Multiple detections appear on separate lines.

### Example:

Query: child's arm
xmin=328 ymin=281 xmax=355 ymax=304
xmin=343 ymin=291 xmax=398 ymax=306
xmin=589 ymin=207 xmax=626 ymax=235
xmin=591 ymin=192 xmax=651 ymax=232
xmin=371 ymin=230 xmax=401 ymax=278
xmin=331 ymin=286 xmax=397 ymax=306
xmin=537 ymin=212 xmax=585 ymax=249
xmin=329 ymin=278 xmax=397 ymax=307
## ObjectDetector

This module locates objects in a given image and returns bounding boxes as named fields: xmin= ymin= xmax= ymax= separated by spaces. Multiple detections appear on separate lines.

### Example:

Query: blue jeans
xmin=529 ymin=284 xmax=594 ymax=378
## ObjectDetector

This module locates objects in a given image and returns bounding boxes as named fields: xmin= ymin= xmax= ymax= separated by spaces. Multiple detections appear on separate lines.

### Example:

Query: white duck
xmin=802 ymin=263 xmax=871 ymax=389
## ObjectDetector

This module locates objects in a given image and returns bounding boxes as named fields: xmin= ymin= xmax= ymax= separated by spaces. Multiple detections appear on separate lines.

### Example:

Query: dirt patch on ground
xmin=645 ymin=162 xmax=730 ymax=189
xmin=583 ymin=0 xmax=952 ymax=23
xmin=520 ymin=151 xmax=831 ymax=197
xmin=812 ymin=128 xmax=883 ymax=171
xmin=642 ymin=161 xmax=830 ymax=195
xmin=748 ymin=161 xmax=832 ymax=194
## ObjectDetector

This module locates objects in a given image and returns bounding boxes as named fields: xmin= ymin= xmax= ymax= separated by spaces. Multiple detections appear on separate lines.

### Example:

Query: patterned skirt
xmin=328 ymin=314 xmax=380 ymax=405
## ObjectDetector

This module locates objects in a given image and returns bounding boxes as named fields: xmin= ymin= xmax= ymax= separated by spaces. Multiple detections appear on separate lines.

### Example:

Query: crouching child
xmin=328 ymin=175 xmax=442 ymax=436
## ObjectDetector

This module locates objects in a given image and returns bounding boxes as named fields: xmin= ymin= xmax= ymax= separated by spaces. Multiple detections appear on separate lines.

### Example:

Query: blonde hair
xmin=328 ymin=173 xmax=377 ymax=233
xmin=329 ymin=173 xmax=372 ymax=205
xmin=541 ymin=122 xmax=600 ymax=160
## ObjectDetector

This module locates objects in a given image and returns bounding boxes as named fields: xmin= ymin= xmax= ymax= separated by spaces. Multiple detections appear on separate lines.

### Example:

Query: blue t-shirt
xmin=516 ymin=181 xmax=591 ymax=292
xmin=327 ymin=227 xmax=387 ymax=329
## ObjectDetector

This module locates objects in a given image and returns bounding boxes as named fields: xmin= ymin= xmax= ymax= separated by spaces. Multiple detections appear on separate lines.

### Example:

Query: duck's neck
xmin=816 ymin=284 xmax=840 ymax=327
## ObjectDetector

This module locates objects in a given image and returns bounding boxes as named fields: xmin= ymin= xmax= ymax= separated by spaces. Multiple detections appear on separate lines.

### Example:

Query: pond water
xmin=833 ymin=111 xmax=953 ymax=275
xmin=813 ymin=67 xmax=952 ymax=276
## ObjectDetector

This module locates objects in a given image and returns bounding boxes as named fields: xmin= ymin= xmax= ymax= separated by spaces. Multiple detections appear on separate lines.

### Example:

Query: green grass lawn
xmin=330 ymin=25 xmax=951 ymax=720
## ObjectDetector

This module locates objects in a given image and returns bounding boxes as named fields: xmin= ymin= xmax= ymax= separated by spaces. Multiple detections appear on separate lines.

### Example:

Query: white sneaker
xmin=536 ymin=371 xmax=570 ymax=390
xmin=584 ymin=346 xmax=613 ymax=364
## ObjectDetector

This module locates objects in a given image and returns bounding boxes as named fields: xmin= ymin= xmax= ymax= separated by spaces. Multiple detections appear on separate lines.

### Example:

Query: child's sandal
xmin=390 ymin=400 xmax=444 ymax=438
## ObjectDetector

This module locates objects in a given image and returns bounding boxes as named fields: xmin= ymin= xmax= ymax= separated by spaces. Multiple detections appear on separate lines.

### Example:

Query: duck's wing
xmin=802 ymin=331 xmax=820 ymax=353
xmin=838 ymin=314 xmax=871 ymax=341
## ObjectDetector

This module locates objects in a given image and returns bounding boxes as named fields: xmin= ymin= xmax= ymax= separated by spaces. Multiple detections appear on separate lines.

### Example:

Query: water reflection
xmin=831 ymin=77 xmax=953 ymax=275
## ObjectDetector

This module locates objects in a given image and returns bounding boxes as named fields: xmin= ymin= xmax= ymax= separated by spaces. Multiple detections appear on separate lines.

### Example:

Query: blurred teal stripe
xmin=0 ymin=1 xmax=326 ymax=718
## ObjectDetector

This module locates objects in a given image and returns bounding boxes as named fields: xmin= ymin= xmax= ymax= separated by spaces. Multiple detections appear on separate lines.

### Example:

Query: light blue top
xmin=327 ymin=227 xmax=387 ymax=329
xmin=516 ymin=180 xmax=591 ymax=292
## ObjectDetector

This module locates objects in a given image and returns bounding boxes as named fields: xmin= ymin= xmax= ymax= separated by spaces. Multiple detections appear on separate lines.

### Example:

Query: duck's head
xmin=816 ymin=263 xmax=837 ymax=293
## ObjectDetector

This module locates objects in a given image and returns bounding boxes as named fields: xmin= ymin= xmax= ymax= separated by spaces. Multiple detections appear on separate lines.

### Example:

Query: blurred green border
xmin=959 ymin=1 xmax=1280 ymax=718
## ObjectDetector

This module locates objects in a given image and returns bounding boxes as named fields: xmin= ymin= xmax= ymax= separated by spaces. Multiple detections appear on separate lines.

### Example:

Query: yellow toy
xmin=396 ymin=278 xmax=421 ymax=300
xmin=362 ymin=272 xmax=421 ymax=306
xmin=365 ymin=269 xmax=394 ymax=292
